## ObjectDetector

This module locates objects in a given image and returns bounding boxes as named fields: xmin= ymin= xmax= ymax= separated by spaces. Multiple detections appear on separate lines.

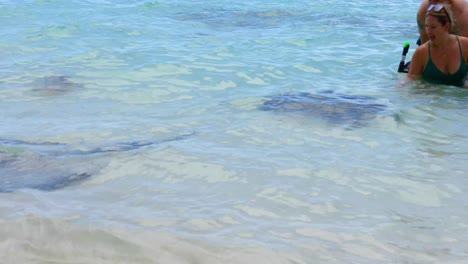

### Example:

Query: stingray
xmin=260 ymin=92 xmax=390 ymax=127
xmin=173 ymin=7 xmax=381 ymax=31
xmin=0 ymin=149 xmax=95 ymax=192
xmin=0 ymin=133 xmax=192 ymax=192
xmin=30 ymin=75 xmax=83 ymax=96
xmin=174 ymin=8 xmax=295 ymax=29
xmin=0 ymin=140 xmax=98 ymax=192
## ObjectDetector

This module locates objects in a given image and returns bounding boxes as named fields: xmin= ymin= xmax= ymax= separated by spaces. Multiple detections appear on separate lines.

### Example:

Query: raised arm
xmin=417 ymin=1 xmax=431 ymax=44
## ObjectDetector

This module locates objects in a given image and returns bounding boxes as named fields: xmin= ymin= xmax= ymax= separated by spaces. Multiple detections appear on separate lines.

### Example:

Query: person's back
xmin=449 ymin=0 xmax=468 ymax=37
xmin=417 ymin=0 xmax=468 ymax=44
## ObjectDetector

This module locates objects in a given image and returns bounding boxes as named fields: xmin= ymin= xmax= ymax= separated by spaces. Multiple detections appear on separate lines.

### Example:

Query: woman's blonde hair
xmin=427 ymin=4 xmax=459 ymax=34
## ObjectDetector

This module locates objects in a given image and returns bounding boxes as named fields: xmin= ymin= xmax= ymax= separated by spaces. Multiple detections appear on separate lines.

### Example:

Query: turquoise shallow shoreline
xmin=1 ymin=1 xmax=467 ymax=263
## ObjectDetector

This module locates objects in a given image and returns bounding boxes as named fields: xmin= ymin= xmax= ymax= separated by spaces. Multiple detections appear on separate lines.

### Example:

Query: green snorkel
xmin=398 ymin=41 xmax=410 ymax=73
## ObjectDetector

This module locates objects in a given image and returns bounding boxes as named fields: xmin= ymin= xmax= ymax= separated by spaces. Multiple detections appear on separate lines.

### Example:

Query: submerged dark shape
xmin=260 ymin=92 xmax=389 ymax=127
xmin=173 ymin=7 xmax=378 ymax=32
xmin=30 ymin=75 xmax=83 ymax=95
xmin=0 ymin=133 xmax=193 ymax=192
xmin=174 ymin=8 xmax=295 ymax=29
xmin=0 ymin=149 xmax=95 ymax=192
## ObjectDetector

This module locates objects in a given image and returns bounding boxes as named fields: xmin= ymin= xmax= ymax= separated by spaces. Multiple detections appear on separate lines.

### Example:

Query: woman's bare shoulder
xmin=414 ymin=42 xmax=429 ymax=55
xmin=456 ymin=35 xmax=468 ymax=47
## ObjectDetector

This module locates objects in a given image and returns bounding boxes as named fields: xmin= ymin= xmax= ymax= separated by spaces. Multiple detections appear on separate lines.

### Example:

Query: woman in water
xmin=409 ymin=4 xmax=468 ymax=87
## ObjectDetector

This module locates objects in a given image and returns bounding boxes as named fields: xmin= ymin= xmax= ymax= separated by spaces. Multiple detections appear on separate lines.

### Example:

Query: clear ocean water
xmin=1 ymin=0 xmax=467 ymax=263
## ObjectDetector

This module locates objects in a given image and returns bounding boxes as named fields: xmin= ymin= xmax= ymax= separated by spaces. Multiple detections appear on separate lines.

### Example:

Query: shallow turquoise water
xmin=1 ymin=0 xmax=468 ymax=263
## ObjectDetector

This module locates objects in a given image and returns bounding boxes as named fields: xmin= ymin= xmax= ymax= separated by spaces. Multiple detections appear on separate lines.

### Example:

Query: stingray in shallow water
xmin=0 ymin=149 xmax=95 ymax=192
xmin=0 ymin=134 xmax=192 ymax=192
xmin=30 ymin=75 xmax=84 ymax=96
xmin=260 ymin=92 xmax=391 ymax=127
xmin=174 ymin=8 xmax=295 ymax=29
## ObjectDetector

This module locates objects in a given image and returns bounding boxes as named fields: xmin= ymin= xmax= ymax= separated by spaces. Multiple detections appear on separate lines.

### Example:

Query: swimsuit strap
xmin=456 ymin=35 xmax=465 ymax=65
xmin=457 ymin=35 xmax=461 ymax=50
xmin=428 ymin=40 xmax=431 ymax=58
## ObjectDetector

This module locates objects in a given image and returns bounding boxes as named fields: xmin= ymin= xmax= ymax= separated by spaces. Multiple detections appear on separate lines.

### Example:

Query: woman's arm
xmin=408 ymin=46 xmax=427 ymax=80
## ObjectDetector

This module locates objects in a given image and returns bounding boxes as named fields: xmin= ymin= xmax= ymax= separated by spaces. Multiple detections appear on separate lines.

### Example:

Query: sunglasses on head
xmin=427 ymin=4 xmax=445 ymax=12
